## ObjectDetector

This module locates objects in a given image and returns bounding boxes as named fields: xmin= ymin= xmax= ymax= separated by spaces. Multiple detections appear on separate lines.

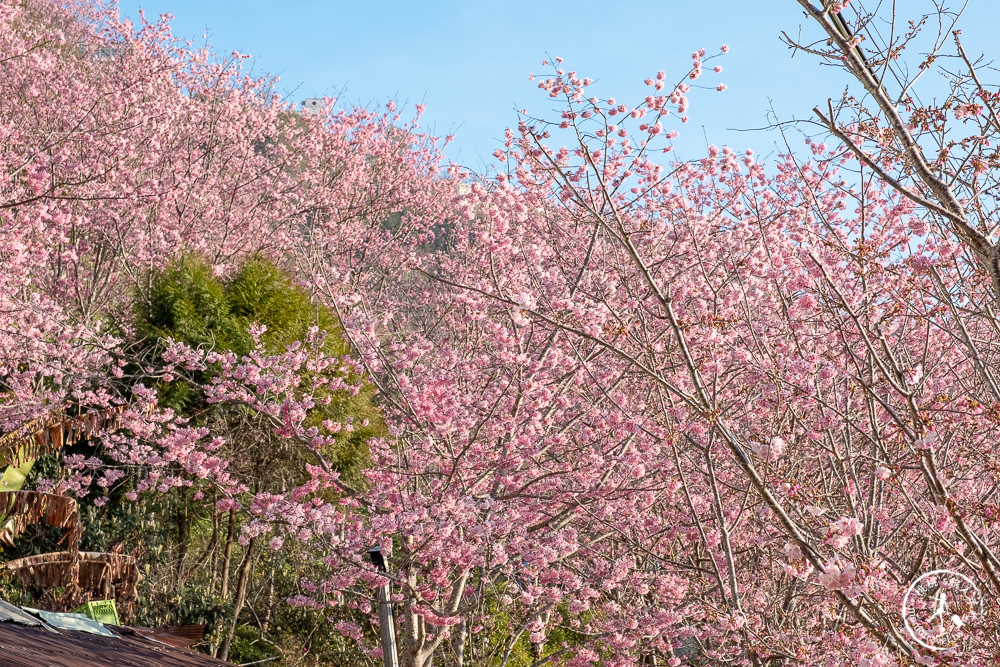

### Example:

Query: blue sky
xmin=114 ymin=0 xmax=997 ymax=170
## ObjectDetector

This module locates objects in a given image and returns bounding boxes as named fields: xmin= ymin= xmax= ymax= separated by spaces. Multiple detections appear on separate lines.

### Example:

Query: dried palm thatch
xmin=0 ymin=407 xmax=142 ymax=613
xmin=6 ymin=551 xmax=139 ymax=611
xmin=0 ymin=405 xmax=125 ymax=467
xmin=0 ymin=490 xmax=82 ymax=552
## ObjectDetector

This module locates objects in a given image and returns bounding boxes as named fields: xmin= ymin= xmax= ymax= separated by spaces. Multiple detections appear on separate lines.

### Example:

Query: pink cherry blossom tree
xmin=294 ymin=21 xmax=1000 ymax=667
xmin=10 ymin=0 xmax=1000 ymax=665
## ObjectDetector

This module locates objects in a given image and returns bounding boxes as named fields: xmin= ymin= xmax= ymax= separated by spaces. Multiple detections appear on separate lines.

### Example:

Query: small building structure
xmin=0 ymin=599 xmax=230 ymax=666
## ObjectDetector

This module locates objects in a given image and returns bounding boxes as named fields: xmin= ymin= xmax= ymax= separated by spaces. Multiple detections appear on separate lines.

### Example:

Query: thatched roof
xmin=0 ymin=406 xmax=125 ymax=467
xmin=6 ymin=551 xmax=139 ymax=609
xmin=0 ymin=491 xmax=82 ymax=551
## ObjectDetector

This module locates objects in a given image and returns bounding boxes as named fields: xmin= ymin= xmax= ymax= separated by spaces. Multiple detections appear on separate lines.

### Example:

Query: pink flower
xmin=768 ymin=436 xmax=785 ymax=460
xmin=783 ymin=542 xmax=804 ymax=560
xmin=335 ymin=621 xmax=363 ymax=641
xmin=955 ymin=102 xmax=983 ymax=120
xmin=832 ymin=517 xmax=863 ymax=537
xmin=828 ymin=533 xmax=850 ymax=548
xmin=752 ymin=436 xmax=785 ymax=462
xmin=721 ymin=44 xmax=730 ymax=53
xmin=818 ymin=559 xmax=860 ymax=595
xmin=915 ymin=431 xmax=938 ymax=450
xmin=717 ymin=83 xmax=727 ymax=92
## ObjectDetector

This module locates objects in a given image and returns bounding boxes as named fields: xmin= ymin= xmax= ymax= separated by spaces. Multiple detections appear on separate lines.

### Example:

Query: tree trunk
xmin=260 ymin=551 xmax=277 ymax=638
xmin=175 ymin=488 xmax=188 ymax=592
xmin=401 ymin=590 xmax=437 ymax=667
xmin=210 ymin=508 xmax=221 ymax=593
xmin=220 ymin=508 xmax=236 ymax=598
xmin=218 ymin=537 xmax=256 ymax=663
xmin=211 ymin=508 xmax=238 ymax=658
xmin=531 ymin=609 xmax=552 ymax=662
xmin=452 ymin=619 xmax=467 ymax=667
xmin=179 ymin=507 xmax=219 ymax=590
xmin=400 ymin=569 xmax=425 ymax=667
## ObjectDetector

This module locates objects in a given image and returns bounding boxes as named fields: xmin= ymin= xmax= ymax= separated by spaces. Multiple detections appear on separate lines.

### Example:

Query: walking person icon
xmin=926 ymin=587 xmax=966 ymax=630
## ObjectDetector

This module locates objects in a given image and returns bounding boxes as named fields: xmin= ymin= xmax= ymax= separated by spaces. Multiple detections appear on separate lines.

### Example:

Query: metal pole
xmin=368 ymin=546 xmax=399 ymax=667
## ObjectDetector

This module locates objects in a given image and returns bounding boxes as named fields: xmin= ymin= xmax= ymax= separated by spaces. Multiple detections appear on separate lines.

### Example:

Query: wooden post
xmin=368 ymin=546 xmax=399 ymax=667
